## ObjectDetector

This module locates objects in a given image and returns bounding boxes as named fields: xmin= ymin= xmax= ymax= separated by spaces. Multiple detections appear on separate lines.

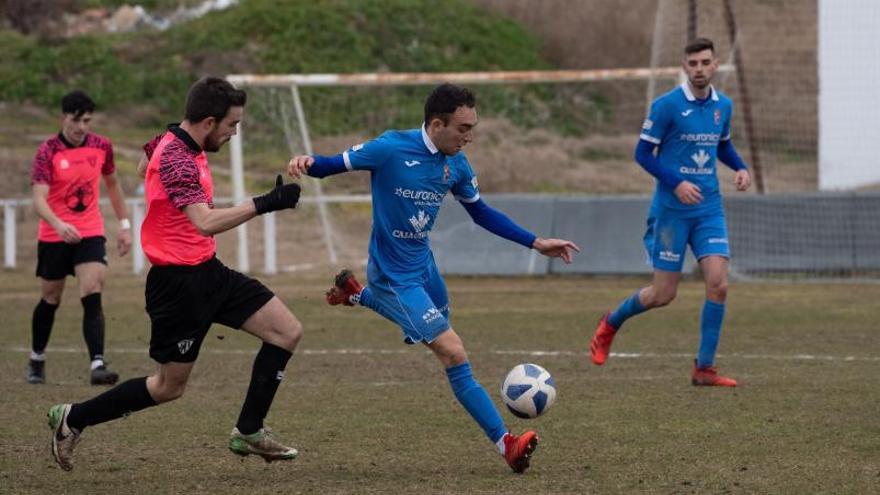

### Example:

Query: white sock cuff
xmin=496 ymin=432 xmax=509 ymax=455
xmin=30 ymin=351 xmax=46 ymax=361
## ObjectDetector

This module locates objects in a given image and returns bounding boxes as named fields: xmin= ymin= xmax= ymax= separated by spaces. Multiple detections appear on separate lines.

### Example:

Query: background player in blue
xmin=288 ymin=83 xmax=579 ymax=473
xmin=589 ymin=38 xmax=752 ymax=387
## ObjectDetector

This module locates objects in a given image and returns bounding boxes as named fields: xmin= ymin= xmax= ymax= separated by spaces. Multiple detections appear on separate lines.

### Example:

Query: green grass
xmin=1 ymin=268 xmax=879 ymax=493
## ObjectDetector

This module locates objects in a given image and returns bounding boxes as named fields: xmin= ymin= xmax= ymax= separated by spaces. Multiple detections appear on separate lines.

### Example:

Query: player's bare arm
xmin=32 ymin=184 xmax=81 ymax=244
xmin=183 ymin=175 xmax=301 ymax=236
xmin=532 ymin=238 xmax=580 ymax=264
xmin=102 ymin=171 xmax=132 ymax=256
xmin=136 ymin=155 xmax=148 ymax=178
xmin=183 ymin=202 xmax=258 ymax=237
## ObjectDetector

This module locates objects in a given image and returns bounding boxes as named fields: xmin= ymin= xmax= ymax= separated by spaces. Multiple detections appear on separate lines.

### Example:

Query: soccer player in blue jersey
xmin=589 ymin=38 xmax=752 ymax=387
xmin=288 ymin=83 xmax=579 ymax=473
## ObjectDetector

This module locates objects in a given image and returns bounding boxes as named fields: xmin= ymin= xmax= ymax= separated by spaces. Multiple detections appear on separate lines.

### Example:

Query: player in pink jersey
xmin=47 ymin=77 xmax=304 ymax=472
xmin=28 ymin=91 xmax=132 ymax=386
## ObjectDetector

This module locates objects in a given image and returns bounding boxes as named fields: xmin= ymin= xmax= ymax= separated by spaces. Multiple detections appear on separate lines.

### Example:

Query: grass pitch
xmin=1 ymin=267 xmax=879 ymax=494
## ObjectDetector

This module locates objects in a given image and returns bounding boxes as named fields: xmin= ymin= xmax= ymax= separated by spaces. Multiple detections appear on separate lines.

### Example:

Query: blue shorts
xmin=643 ymin=212 xmax=730 ymax=272
xmin=363 ymin=259 xmax=450 ymax=345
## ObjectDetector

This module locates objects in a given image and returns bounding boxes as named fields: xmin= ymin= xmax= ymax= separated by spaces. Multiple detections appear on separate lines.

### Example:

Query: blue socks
xmin=608 ymin=290 xmax=647 ymax=329
xmin=608 ymin=290 xmax=727 ymax=367
xmin=697 ymin=300 xmax=726 ymax=368
xmin=446 ymin=362 xmax=507 ymax=443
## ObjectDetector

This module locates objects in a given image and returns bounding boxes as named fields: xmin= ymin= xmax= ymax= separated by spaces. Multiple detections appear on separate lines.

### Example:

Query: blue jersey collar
xmin=421 ymin=124 xmax=440 ymax=155
xmin=680 ymin=82 xmax=719 ymax=102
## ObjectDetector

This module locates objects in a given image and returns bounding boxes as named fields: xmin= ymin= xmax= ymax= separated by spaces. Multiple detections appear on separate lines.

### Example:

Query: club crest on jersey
xmin=409 ymin=210 xmax=430 ymax=232
xmin=87 ymin=156 xmax=98 ymax=168
xmin=714 ymin=109 xmax=722 ymax=125
xmin=443 ymin=164 xmax=450 ymax=183
xmin=177 ymin=338 xmax=194 ymax=355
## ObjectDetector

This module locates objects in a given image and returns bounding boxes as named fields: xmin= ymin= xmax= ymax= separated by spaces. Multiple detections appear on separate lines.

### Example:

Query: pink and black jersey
xmin=141 ymin=125 xmax=216 ymax=266
xmin=31 ymin=133 xmax=115 ymax=242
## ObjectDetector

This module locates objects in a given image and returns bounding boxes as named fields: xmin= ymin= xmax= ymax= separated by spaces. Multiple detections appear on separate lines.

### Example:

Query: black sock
xmin=66 ymin=377 xmax=157 ymax=431
xmin=236 ymin=343 xmax=292 ymax=435
xmin=81 ymin=293 xmax=105 ymax=362
xmin=32 ymin=299 xmax=59 ymax=354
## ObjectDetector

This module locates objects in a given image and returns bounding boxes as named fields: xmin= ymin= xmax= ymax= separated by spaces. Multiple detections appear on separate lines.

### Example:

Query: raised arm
xmin=184 ymin=175 xmax=301 ymax=236
xmin=287 ymin=154 xmax=347 ymax=179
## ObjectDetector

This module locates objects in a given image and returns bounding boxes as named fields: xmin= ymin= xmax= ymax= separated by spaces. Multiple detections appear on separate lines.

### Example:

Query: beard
xmin=203 ymin=133 xmax=225 ymax=152
xmin=690 ymin=76 xmax=710 ymax=89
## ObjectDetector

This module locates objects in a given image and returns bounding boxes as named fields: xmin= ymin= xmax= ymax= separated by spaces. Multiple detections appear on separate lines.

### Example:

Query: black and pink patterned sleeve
xmin=158 ymin=140 xmax=209 ymax=209
xmin=95 ymin=135 xmax=116 ymax=175
xmin=143 ymin=133 xmax=163 ymax=160
xmin=30 ymin=141 xmax=54 ymax=185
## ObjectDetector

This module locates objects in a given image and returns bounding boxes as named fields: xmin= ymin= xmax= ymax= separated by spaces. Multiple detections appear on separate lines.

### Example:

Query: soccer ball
xmin=501 ymin=363 xmax=557 ymax=419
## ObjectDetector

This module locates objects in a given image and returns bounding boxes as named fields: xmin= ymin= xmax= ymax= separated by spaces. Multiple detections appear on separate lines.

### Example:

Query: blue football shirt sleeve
xmin=634 ymin=139 xmax=684 ymax=189
xmin=639 ymin=99 xmax=672 ymax=145
xmin=720 ymin=101 xmax=733 ymax=141
xmin=461 ymin=198 xmax=537 ymax=249
xmin=307 ymin=154 xmax=347 ymax=178
xmin=451 ymin=158 xmax=480 ymax=203
xmin=717 ymin=139 xmax=748 ymax=171
xmin=342 ymin=134 xmax=393 ymax=171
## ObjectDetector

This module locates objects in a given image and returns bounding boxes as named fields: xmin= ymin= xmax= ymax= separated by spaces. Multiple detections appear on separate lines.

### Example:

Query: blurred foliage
xmin=0 ymin=0 xmax=613 ymax=134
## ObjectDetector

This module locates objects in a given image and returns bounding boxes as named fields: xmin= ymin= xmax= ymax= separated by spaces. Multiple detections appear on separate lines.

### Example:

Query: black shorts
xmin=36 ymin=236 xmax=108 ymax=280
xmin=145 ymin=256 xmax=275 ymax=364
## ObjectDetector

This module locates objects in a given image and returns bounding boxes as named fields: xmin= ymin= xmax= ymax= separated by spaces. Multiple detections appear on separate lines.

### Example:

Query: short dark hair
xmin=61 ymin=90 xmax=95 ymax=118
xmin=424 ymin=83 xmax=476 ymax=126
xmin=685 ymin=37 xmax=715 ymax=55
xmin=184 ymin=77 xmax=247 ymax=123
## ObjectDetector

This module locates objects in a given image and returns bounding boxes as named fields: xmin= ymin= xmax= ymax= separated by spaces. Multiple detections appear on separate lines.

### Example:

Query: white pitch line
xmin=5 ymin=347 xmax=880 ymax=362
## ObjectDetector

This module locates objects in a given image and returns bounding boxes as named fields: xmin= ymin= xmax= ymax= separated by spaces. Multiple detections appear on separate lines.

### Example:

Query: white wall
xmin=819 ymin=0 xmax=880 ymax=190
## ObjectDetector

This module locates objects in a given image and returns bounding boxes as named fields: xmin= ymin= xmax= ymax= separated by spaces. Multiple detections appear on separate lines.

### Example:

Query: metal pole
xmin=687 ymin=0 xmax=697 ymax=41
xmin=4 ymin=202 xmax=15 ymax=268
xmin=229 ymin=125 xmax=250 ymax=272
xmin=646 ymin=0 xmax=667 ymax=111
xmin=131 ymin=201 xmax=144 ymax=274
xmin=291 ymin=84 xmax=339 ymax=264
xmin=263 ymin=212 xmax=277 ymax=274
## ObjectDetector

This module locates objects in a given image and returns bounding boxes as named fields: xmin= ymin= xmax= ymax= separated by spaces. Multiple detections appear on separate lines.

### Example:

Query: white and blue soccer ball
xmin=501 ymin=363 xmax=557 ymax=419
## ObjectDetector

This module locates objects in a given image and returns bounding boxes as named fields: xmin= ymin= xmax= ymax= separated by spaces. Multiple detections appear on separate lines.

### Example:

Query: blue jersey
xmin=343 ymin=126 xmax=480 ymax=282
xmin=639 ymin=83 xmax=733 ymax=216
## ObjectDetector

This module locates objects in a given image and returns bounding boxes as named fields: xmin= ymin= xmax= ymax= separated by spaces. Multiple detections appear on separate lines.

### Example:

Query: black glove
xmin=253 ymin=174 xmax=301 ymax=214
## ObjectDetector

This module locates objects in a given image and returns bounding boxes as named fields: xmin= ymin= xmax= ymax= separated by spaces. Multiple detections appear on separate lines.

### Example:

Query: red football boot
xmin=325 ymin=269 xmax=363 ymax=306
xmin=589 ymin=312 xmax=617 ymax=366
xmin=691 ymin=360 xmax=737 ymax=387
xmin=503 ymin=431 xmax=539 ymax=474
